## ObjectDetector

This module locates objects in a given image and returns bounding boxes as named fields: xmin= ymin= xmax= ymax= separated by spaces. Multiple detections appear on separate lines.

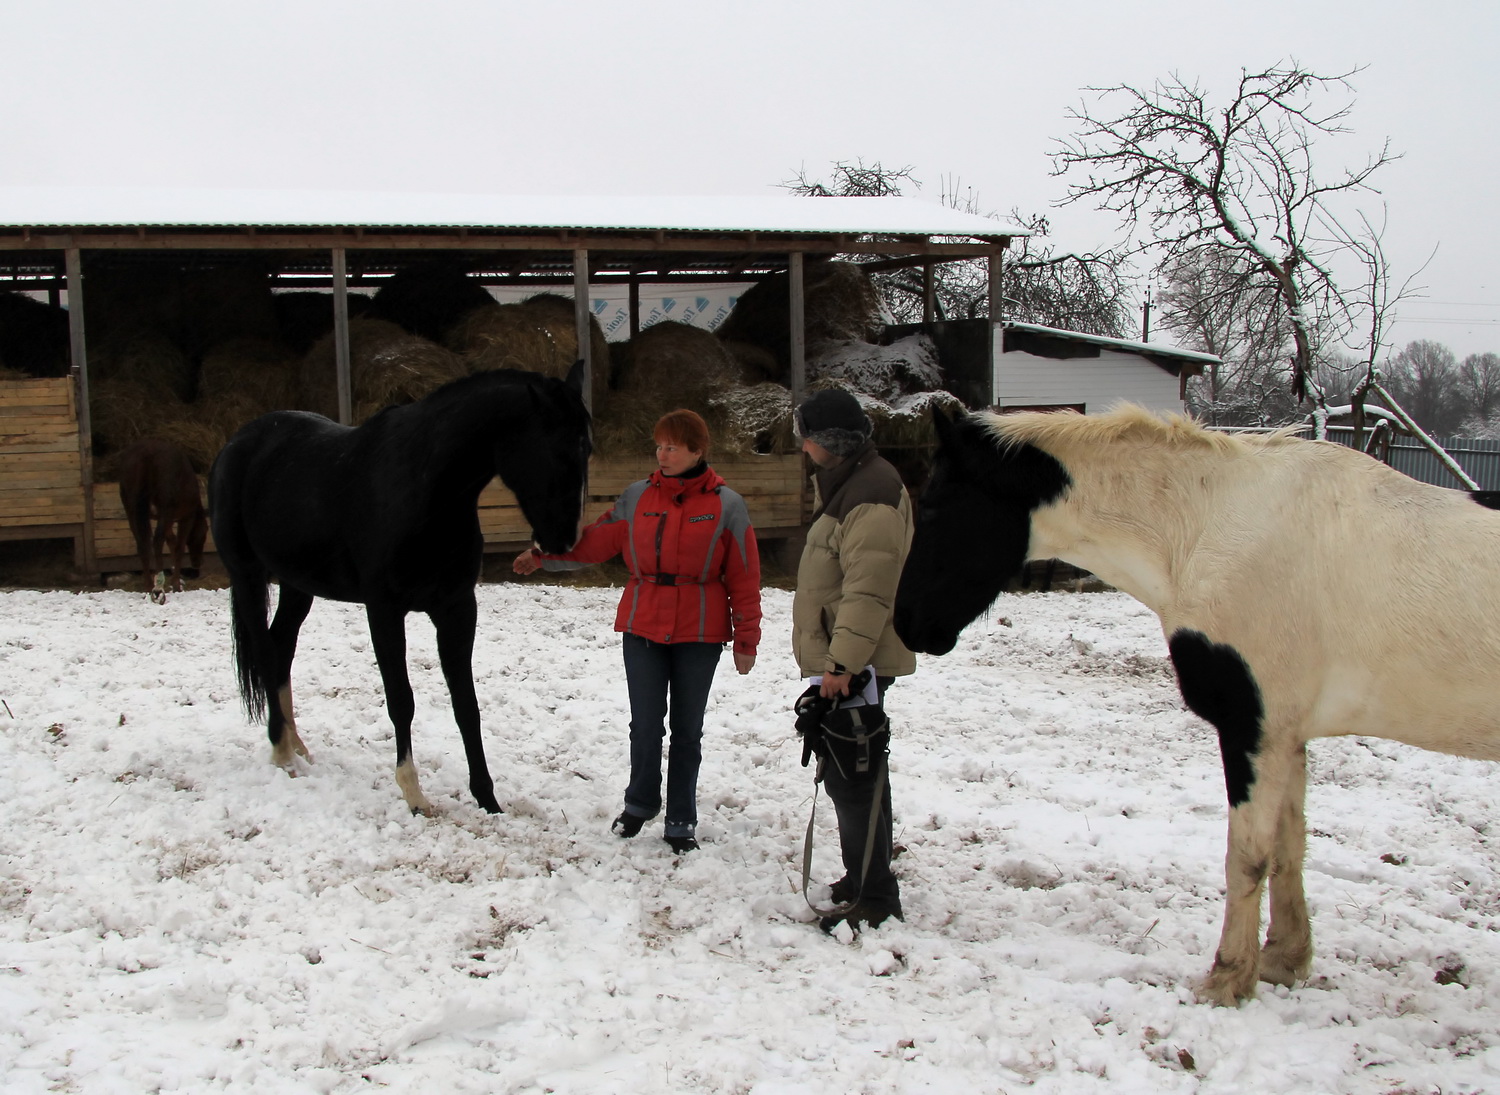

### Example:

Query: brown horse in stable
xmin=117 ymin=439 xmax=208 ymax=604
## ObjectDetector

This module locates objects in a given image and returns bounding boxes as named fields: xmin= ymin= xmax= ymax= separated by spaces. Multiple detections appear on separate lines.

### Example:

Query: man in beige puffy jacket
xmin=792 ymin=388 xmax=916 ymax=932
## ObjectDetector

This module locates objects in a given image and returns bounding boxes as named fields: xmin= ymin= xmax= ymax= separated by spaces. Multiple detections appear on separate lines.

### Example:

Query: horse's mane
xmin=980 ymin=404 xmax=1303 ymax=456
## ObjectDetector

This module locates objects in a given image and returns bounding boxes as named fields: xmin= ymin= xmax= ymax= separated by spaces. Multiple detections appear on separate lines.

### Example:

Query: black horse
xmin=209 ymin=365 xmax=591 ymax=815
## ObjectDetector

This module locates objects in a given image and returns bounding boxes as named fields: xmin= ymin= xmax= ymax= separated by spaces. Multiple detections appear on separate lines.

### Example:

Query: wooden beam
xmin=65 ymin=248 xmax=95 ymax=573
xmin=574 ymin=249 xmax=592 ymax=413
xmin=789 ymin=252 xmax=805 ymax=410
xmin=332 ymin=248 xmax=353 ymax=425
xmin=923 ymin=260 xmax=935 ymax=324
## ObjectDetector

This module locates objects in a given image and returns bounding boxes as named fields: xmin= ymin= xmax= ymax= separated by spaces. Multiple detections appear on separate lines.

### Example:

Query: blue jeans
xmin=620 ymin=633 xmax=723 ymax=838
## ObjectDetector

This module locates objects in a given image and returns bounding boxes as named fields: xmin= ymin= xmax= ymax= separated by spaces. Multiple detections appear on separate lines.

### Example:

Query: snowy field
xmin=1 ymin=582 xmax=1497 ymax=1094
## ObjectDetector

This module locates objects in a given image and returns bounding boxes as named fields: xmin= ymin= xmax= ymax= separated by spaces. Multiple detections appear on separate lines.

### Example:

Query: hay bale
xmin=273 ymin=291 xmax=374 ymax=356
xmin=0 ymin=291 xmax=71 ymax=378
xmin=448 ymin=293 xmax=611 ymax=407
xmin=706 ymin=382 xmax=794 ymax=455
xmin=367 ymin=260 xmax=496 ymax=343
xmin=81 ymin=258 xmax=277 ymax=359
xmin=300 ymin=318 xmax=466 ymax=424
xmin=714 ymin=260 xmax=886 ymax=382
xmin=90 ymin=375 xmax=193 ymax=468
xmin=88 ymin=332 xmax=195 ymax=402
xmin=595 ymin=321 xmax=740 ymax=456
xmin=808 ymin=332 xmax=942 ymax=402
xmin=720 ymin=339 xmax=781 ymax=386
xmin=0 ymin=364 xmax=32 ymax=381
xmin=198 ymin=336 xmax=299 ymax=409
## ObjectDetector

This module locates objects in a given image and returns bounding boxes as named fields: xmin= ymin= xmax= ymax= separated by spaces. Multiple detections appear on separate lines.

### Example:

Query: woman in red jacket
xmin=513 ymin=409 xmax=761 ymax=853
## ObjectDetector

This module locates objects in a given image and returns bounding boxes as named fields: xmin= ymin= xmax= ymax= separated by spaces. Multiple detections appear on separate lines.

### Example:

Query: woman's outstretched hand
xmin=733 ymin=651 xmax=756 ymax=675
xmin=512 ymin=548 xmax=541 ymax=575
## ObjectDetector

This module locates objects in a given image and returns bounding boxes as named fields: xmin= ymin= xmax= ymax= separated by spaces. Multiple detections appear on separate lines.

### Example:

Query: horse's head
xmin=895 ymin=407 xmax=1071 ymax=656
xmin=510 ymin=362 xmax=593 ymax=554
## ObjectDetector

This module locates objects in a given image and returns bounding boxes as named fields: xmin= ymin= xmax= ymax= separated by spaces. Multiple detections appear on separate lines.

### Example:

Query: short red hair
xmin=653 ymin=409 xmax=710 ymax=455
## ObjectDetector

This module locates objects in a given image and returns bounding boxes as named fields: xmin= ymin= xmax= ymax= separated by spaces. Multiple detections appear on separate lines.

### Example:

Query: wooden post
xmin=332 ymin=248 xmax=352 ymax=426
xmin=987 ymin=247 xmax=1005 ymax=410
xmin=574 ymin=249 xmax=592 ymax=413
xmin=789 ymin=252 xmax=806 ymax=409
xmin=988 ymin=248 xmax=1003 ymax=324
xmin=922 ymin=260 xmax=935 ymax=324
xmin=65 ymin=247 xmax=95 ymax=574
xmin=629 ymin=274 xmax=640 ymax=341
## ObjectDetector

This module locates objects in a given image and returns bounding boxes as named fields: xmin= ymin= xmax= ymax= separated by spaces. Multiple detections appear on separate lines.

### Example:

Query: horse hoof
xmin=149 ymin=589 xmax=167 ymax=605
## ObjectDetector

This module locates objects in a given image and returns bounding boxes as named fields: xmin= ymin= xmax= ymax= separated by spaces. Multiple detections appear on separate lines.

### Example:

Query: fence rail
xmin=1322 ymin=427 xmax=1500 ymax=491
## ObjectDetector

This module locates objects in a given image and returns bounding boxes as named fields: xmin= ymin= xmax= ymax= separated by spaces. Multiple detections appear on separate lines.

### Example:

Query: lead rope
xmin=800 ymin=746 xmax=889 ymax=919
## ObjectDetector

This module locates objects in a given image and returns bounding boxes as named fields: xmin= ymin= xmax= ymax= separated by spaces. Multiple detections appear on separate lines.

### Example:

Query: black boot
xmin=612 ymin=811 xmax=646 ymax=838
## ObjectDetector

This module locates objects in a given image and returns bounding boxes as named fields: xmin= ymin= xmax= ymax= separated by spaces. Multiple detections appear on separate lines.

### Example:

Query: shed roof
xmin=0 ymin=187 xmax=1027 ymax=239
xmin=1004 ymin=321 xmax=1219 ymax=376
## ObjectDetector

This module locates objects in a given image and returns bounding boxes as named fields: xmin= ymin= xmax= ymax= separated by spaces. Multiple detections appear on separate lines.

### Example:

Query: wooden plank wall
xmin=87 ymin=452 xmax=805 ymax=566
xmin=0 ymin=379 xmax=84 ymax=531
xmin=479 ymin=453 xmax=807 ymax=543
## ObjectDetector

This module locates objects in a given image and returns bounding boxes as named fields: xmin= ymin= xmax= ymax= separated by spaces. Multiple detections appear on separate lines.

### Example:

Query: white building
xmin=992 ymin=322 xmax=1217 ymax=415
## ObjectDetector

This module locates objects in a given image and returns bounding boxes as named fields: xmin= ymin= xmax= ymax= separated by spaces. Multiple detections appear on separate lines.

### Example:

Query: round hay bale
xmin=300 ymin=318 xmax=466 ymax=424
xmin=715 ymin=260 xmax=886 ymax=382
xmin=198 ymin=336 xmax=299 ymax=410
xmin=81 ymin=258 xmax=277 ymax=358
xmin=89 ymin=332 xmax=195 ymax=402
xmin=706 ymin=381 xmax=794 ymax=454
xmin=368 ymin=260 xmax=496 ymax=343
xmin=594 ymin=322 xmax=739 ymax=456
xmin=0 ymin=291 xmax=71 ymax=378
xmin=273 ymin=291 xmax=374 ymax=356
xmin=808 ymin=332 xmax=942 ymax=401
xmin=720 ymin=339 xmax=781 ymax=386
xmin=90 ymin=375 xmax=191 ymax=465
xmin=448 ymin=293 xmax=611 ymax=407
xmin=150 ymin=417 xmax=226 ymax=474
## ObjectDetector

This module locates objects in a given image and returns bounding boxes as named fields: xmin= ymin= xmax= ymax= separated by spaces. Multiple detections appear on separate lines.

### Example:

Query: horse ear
xmin=565 ymin=359 xmax=586 ymax=396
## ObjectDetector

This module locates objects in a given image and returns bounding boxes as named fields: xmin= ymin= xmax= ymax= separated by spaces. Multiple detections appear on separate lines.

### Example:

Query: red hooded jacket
xmin=540 ymin=465 xmax=762 ymax=654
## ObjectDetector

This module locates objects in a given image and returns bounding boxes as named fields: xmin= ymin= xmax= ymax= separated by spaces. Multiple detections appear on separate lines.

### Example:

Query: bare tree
xmin=1053 ymin=64 xmax=1400 ymax=401
xmin=1456 ymin=352 xmax=1500 ymax=435
xmin=1382 ymin=340 xmax=1464 ymax=435
xmin=782 ymin=160 xmax=1129 ymax=336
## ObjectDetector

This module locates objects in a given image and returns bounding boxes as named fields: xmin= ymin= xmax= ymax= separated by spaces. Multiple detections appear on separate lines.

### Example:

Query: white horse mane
xmin=979 ymin=404 xmax=1303 ymax=457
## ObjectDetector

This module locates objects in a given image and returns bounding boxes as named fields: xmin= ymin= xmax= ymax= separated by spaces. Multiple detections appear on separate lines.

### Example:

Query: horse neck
xmin=1029 ymin=438 xmax=1211 ymax=613
xmin=415 ymin=377 xmax=541 ymax=496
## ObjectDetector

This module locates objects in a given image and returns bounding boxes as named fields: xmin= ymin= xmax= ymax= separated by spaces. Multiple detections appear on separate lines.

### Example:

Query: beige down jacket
xmin=792 ymin=442 xmax=917 ymax=679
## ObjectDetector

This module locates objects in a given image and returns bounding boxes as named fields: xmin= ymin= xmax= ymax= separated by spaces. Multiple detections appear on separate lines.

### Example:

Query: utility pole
xmin=1140 ymin=286 xmax=1152 ymax=342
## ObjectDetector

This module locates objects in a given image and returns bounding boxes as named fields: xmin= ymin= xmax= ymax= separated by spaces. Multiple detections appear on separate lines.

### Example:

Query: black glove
xmin=794 ymin=685 xmax=832 ymax=767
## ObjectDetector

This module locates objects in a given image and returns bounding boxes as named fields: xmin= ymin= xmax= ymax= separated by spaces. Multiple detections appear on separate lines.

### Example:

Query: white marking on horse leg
xmin=277 ymin=684 xmax=313 ymax=762
xmin=269 ymin=685 xmax=313 ymax=771
xmin=1200 ymin=744 xmax=1299 ymax=1005
xmin=395 ymin=757 xmax=435 ymax=817
xmin=1261 ymin=745 xmax=1312 ymax=986
xmin=150 ymin=571 xmax=168 ymax=604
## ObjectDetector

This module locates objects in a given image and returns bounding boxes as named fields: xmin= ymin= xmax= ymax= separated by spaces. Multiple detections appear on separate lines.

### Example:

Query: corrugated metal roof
xmin=0 ymin=186 xmax=1027 ymax=239
xmin=1005 ymin=321 xmax=1221 ymax=365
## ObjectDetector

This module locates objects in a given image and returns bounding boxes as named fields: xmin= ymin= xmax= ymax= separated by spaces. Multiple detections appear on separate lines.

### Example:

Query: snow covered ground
xmin=1 ymin=582 xmax=1497 ymax=1094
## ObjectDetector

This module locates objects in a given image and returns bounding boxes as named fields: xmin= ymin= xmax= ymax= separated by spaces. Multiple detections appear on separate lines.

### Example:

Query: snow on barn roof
xmin=1005 ymin=320 xmax=1220 ymax=372
xmin=0 ymin=186 xmax=1028 ymax=239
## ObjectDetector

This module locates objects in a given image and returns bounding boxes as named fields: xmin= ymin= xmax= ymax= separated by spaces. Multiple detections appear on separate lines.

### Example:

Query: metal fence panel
xmin=1324 ymin=428 xmax=1500 ymax=491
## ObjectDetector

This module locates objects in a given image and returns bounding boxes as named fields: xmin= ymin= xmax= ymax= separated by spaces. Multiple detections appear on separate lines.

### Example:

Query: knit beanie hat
xmin=795 ymin=388 xmax=872 ymax=458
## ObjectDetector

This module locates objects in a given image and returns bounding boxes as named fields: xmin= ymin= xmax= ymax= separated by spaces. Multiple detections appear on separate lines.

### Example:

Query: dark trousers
xmin=621 ymin=633 xmax=722 ymax=838
xmin=821 ymin=676 xmax=900 ymax=908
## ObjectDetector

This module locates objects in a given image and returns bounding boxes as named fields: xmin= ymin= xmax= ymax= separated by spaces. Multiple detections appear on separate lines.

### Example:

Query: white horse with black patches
xmin=894 ymin=404 xmax=1500 ymax=1006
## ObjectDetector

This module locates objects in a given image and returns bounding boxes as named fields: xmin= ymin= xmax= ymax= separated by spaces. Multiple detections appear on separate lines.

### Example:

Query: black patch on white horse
xmin=895 ymin=407 xmax=1071 ymax=655
xmin=1470 ymin=491 xmax=1500 ymax=510
xmin=1168 ymin=629 xmax=1265 ymax=807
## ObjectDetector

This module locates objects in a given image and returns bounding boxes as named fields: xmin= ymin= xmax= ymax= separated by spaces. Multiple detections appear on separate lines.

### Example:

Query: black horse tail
xmin=228 ymin=575 xmax=272 ymax=721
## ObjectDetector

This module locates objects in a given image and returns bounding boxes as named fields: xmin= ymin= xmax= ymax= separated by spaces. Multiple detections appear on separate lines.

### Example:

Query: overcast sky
xmin=4 ymin=1 xmax=1496 ymax=358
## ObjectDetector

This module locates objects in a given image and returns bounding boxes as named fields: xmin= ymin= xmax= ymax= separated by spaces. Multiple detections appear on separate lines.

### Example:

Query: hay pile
xmin=368 ymin=260 xmax=497 ymax=343
xmin=808 ymin=332 xmax=942 ymax=402
xmin=273 ymin=291 xmax=374 ymax=356
xmin=0 ymin=291 xmax=71 ymax=378
xmin=447 ymin=293 xmax=611 ymax=408
xmin=300 ymin=318 xmax=466 ymax=424
xmin=714 ymin=260 xmax=886 ymax=383
xmin=82 ymin=258 xmax=278 ymax=362
xmin=597 ymin=321 xmax=740 ymax=455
